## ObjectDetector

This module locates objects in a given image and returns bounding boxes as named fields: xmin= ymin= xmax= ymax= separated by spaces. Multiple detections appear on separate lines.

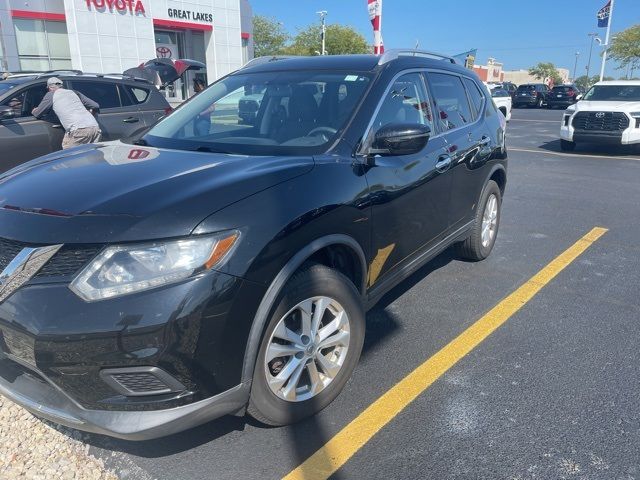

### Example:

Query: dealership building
xmin=0 ymin=0 xmax=253 ymax=100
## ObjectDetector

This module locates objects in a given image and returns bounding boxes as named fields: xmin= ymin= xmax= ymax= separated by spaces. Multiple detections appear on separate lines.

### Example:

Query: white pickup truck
xmin=560 ymin=80 xmax=640 ymax=151
xmin=485 ymin=84 xmax=512 ymax=122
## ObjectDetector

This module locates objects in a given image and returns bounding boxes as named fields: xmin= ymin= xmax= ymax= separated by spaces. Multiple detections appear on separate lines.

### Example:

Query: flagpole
xmin=599 ymin=0 xmax=615 ymax=81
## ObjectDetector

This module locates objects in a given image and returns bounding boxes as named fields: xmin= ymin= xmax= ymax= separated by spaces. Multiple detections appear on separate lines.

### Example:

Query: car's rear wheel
xmin=560 ymin=139 xmax=576 ymax=151
xmin=456 ymin=180 xmax=501 ymax=261
xmin=248 ymin=264 xmax=365 ymax=426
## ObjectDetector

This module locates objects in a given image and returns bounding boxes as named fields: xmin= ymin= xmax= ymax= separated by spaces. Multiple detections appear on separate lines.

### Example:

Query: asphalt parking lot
xmin=84 ymin=107 xmax=640 ymax=480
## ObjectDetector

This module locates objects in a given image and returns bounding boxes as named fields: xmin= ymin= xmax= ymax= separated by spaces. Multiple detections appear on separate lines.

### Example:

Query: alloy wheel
xmin=264 ymin=296 xmax=350 ymax=402
xmin=481 ymin=193 xmax=498 ymax=248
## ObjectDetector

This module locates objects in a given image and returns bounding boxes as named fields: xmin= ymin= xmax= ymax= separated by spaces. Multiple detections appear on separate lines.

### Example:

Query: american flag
xmin=597 ymin=0 xmax=611 ymax=28
xmin=368 ymin=0 xmax=384 ymax=54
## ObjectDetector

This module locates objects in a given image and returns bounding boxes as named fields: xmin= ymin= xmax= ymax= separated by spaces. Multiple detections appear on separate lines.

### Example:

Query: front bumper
xmin=561 ymin=122 xmax=640 ymax=145
xmin=0 ymin=270 xmax=266 ymax=439
xmin=0 ymin=356 xmax=249 ymax=440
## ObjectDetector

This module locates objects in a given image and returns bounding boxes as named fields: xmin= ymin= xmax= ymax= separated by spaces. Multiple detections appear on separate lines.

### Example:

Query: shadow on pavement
xmin=70 ymin=248 xmax=456 ymax=468
xmin=538 ymin=139 xmax=640 ymax=157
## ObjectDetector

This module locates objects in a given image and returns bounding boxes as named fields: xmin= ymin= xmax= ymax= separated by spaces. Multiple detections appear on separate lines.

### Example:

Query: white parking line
xmin=510 ymin=147 xmax=640 ymax=161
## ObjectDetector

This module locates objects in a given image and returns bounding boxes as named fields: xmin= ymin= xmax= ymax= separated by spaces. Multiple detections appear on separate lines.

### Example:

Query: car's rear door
xmin=364 ymin=71 xmax=451 ymax=289
xmin=68 ymin=79 xmax=142 ymax=141
xmin=119 ymin=83 xmax=168 ymax=128
xmin=0 ymin=81 xmax=64 ymax=172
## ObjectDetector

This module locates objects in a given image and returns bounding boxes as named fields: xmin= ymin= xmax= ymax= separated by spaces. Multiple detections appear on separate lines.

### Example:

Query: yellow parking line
xmin=283 ymin=227 xmax=608 ymax=480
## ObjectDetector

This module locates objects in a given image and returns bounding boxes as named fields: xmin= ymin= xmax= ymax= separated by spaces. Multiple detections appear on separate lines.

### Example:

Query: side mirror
xmin=576 ymin=94 xmax=583 ymax=101
xmin=369 ymin=123 xmax=430 ymax=157
xmin=0 ymin=106 xmax=16 ymax=121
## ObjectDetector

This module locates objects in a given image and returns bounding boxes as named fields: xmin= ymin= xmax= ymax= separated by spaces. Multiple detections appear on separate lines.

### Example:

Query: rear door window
xmin=462 ymin=77 xmax=485 ymax=119
xmin=119 ymin=85 xmax=149 ymax=106
xmin=70 ymin=81 xmax=121 ymax=109
xmin=426 ymin=72 xmax=473 ymax=131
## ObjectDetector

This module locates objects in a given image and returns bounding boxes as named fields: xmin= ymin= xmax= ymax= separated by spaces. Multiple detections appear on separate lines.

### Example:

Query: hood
xmin=124 ymin=58 xmax=205 ymax=88
xmin=0 ymin=142 xmax=313 ymax=244
xmin=573 ymin=100 xmax=640 ymax=112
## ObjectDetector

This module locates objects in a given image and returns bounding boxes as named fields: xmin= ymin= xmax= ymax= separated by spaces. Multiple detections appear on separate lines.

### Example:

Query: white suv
xmin=559 ymin=80 xmax=640 ymax=151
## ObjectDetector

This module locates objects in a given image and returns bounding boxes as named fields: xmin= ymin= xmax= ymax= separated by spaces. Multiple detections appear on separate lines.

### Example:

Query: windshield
xmin=583 ymin=85 xmax=640 ymax=102
xmin=491 ymin=89 xmax=509 ymax=98
xmin=144 ymin=70 xmax=372 ymax=155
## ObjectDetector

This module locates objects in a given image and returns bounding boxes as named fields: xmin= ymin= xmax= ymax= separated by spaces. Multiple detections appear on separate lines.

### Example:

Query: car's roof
xmin=239 ymin=53 xmax=471 ymax=76
xmin=1 ymin=73 xmax=152 ymax=87
xmin=594 ymin=80 xmax=640 ymax=86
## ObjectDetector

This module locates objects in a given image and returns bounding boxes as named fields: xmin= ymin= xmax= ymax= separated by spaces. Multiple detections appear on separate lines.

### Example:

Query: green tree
xmin=608 ymin=24 xmax=640 ymax=71
xmin=285 ymin=24 xmax=369 ymax=56
xmin=574 ymin=75 xmax=615 ymax=91
xmin=253 ymin=15 xmax=289 ymax=57
xmin=528 ymin=62 xmax=564 ymax=85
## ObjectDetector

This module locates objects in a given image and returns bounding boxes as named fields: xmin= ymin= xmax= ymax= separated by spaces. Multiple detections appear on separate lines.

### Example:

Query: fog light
xmin=100 ymin=367 xmax=186 ymax=397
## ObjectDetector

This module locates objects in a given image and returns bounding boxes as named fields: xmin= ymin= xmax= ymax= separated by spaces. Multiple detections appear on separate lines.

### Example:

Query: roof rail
xmin=96 ymin=73 xmax=152 ymax=83
xmin=35 ymin=69 xmax=83 ymax=78
xmin=241 ymin=56 xmax=296 ymax=70
xmin=378 ymin=49 xmax=457 ymax=66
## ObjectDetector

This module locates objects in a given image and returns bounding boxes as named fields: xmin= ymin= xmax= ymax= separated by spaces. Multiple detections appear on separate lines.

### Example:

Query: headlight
xmin=70 ymin=231 xmax=239 ymax=301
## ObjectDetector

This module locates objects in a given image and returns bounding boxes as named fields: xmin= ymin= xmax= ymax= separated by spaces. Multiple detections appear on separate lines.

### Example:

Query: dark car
xmin=513 ymin=83 xmax=549 ymax=108
xmin=0 ymin=58 xmax=204 ymax=173
xmin=545 ymin=84 xmax=582 ymax=109
xmin=0 ymin=50 xmax=507 ymax=440
xmin=489 ymin=81 xmax=517 ymax=99
xmin=0 ymin=71 xmax=171 ymax=172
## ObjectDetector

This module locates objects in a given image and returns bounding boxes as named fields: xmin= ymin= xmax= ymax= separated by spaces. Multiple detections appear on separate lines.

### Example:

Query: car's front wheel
xmin=456 ymin=180 xmax=501 ymax=261
xmin=248 ymin=264 xmax=365 ymax=426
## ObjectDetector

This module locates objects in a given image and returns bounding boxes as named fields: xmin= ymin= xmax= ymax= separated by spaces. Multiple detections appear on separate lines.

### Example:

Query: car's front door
xmin=0 ymin=82 xmax=64 ymax=172
xmin=69 ymin=80 xmax=142 ymax=141
xmin=364 ymin=72 xmax=452 ymax=289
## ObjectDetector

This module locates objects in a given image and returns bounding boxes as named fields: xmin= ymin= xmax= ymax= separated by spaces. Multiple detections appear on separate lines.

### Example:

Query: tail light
xmin=567 ymin=90 xmax=575 ymax=97
xmin=164 ymin=107 xmax=173 ymax=115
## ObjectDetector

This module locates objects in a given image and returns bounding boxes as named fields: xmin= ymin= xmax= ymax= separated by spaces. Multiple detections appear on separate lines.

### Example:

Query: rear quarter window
xmin=119 ymin=85 xmax=149 ymax=105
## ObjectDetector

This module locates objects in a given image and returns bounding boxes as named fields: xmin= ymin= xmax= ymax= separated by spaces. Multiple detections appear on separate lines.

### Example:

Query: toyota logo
xmin=595 ymin=112 xmax=606 ymax=118
xmin=156 ymin=46 xmax=172 ymax=58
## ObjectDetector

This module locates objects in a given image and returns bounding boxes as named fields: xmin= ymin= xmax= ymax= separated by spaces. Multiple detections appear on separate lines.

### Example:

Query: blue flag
xmin=597 ymin=0 xmax=611 ymax=28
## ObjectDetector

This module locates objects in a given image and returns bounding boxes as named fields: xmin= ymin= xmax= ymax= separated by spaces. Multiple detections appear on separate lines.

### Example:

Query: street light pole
xmin=586 ymin=33 xmax=599 ymax=82
xmin=573 ymin=51 xmax=580 ymax=82
xmin=317 ymin=11 xmax=327 ymax=55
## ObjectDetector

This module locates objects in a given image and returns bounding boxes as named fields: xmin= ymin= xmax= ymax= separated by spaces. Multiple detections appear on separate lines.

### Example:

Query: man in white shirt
xmin=32 ymin=77 xmax=102 ymax=149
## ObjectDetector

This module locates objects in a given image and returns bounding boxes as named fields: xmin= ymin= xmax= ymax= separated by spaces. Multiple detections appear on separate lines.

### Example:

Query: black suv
xmin=0 ymin=51 xmax=507 ymax=440
xmin=513 ymin=83 xmax=550 ymax=108
xmin=545 ymin=84 xmax=582 ymax=109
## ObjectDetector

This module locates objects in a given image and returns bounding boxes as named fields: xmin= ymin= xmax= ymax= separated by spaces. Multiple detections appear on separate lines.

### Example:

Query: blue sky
xmin=250 ymin=0 xmax=639 ymax=78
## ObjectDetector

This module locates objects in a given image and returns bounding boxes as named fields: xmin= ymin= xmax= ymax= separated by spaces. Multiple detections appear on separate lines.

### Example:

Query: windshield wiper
xmin=194 ymin=145 xmax=233 ymax=154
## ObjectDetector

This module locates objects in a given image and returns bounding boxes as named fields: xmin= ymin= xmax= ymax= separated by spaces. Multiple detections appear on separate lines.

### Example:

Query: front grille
xmin=572 ymin=111 xmax=630 ymax=132
xmin=0 ymin=237 xmax=101 ymax=278
xmin=36 ymin=246 xmax=102 ymax=278
xmin=0 ymin=238 xmax=26 ymax=272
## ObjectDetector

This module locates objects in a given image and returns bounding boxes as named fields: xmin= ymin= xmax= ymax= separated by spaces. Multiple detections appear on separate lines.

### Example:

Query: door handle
xmin=123 ymin=117 xmax=140 ymax=124
xmin=435 ymin=155 xmax=452 ymax=173
xmin=52 ymin=124 xmax=63 ymax=129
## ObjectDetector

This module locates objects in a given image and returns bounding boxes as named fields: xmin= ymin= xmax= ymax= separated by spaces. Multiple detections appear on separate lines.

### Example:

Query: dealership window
xmin=14 ymin=19 xmax=72 ymax=71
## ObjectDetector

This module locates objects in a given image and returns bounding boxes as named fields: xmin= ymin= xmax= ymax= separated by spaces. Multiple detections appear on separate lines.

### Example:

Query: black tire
xmin=456 ymin=180 xmax=501 ymax=261
xmin=247 ymin=264 xmax=365 ymax=426
xmin=560 ymin=139 xmax=576 ymax=151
